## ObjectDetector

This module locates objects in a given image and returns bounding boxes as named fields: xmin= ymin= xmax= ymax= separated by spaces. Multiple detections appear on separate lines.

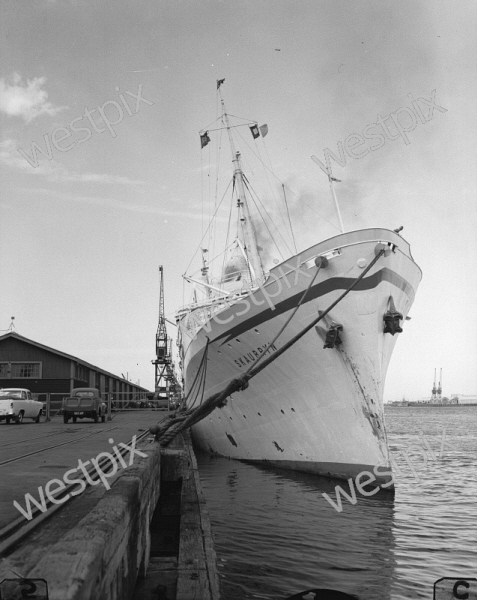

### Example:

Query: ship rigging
xmin=168 ymin=81 xmax=422 ymax=486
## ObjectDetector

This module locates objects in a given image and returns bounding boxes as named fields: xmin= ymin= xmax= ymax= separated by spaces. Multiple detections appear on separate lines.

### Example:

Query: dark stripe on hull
xmin=215 ymin=267 xmax=413 ymax=345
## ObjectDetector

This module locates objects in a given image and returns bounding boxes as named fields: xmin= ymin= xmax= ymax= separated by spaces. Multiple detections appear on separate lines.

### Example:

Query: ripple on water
xmin=197 ymin=406 xmax=477 ymax=599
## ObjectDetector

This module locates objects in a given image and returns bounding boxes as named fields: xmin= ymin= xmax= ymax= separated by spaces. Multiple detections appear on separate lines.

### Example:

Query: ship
xmin=175 ymin=81 xmax=422 ymax=487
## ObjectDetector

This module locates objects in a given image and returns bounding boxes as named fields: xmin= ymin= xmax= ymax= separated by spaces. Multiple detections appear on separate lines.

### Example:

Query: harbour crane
xmin=431 ymin=368 xmax=437 ymax=400
xmin=152 ymin=266 xmax=179 ymax=407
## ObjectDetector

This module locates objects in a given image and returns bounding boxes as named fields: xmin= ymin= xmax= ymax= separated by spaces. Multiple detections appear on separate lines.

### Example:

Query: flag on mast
xmin=217 ymin=78 xmax=225 ymax=89
xmin=250 ymin=124 xmax=260 ymax=139
xmin=249 ymin=124 xmax=269 ymax=139
xmin=200 ymin=131 xmax=211 ymax=148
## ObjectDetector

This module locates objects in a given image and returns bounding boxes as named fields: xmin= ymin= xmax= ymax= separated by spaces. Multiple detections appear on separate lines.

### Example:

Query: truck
xmin=62 ymin=387 xmax=107 ymax=424
xmin=0 ymin=388 xmax=43 ymax=424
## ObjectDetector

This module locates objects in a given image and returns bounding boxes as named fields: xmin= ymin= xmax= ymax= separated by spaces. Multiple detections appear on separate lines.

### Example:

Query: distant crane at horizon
xmin=431 ymin=368 xmax=443 ymax=400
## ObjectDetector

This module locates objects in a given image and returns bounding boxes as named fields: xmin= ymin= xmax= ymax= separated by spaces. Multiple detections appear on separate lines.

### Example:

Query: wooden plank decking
xmin=134 ymin=431 xmax=220 ymax=600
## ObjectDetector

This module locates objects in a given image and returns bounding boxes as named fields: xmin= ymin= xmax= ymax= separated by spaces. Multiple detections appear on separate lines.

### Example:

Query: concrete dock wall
xmin=1 ymin=430 xmax=220 ymax=600
xmin=1 ymin=439 xmax=162 ymax=600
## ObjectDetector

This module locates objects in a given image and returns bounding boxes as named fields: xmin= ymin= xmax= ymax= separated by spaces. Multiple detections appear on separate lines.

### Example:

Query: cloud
xmin=0 ymin=73 xmax=67 ymax=123
xmin=0 ymin=138 xmax=145 ymax=185
xmin=15 ymin=186 xmax=218 ymax=221
xmin=53 ymin=172 xmax=146 ymax=185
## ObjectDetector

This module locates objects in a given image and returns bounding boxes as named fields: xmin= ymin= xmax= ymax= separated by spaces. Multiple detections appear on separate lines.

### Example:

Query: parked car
xmin=0 ymin=388 xmax=43 ymax=424
xmin=62 ymin=388 xmax=107 ymax=424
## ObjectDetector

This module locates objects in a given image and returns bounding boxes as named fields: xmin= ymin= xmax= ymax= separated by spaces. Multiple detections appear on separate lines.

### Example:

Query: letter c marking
xmin=453 ymin=580 xmax=470 ymax=600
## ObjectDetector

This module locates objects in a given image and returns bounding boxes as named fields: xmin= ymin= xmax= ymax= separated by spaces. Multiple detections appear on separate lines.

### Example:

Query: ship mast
xmin=217 ymin=83 xmax=263 ymax=282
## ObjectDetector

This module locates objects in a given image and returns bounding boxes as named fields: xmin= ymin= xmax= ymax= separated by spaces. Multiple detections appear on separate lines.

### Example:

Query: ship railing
xmin=177 ymin=273 xmax=269 ymax=337
xmin=176 ymin=271 xmax=268 ymax=316
xmin=211 ymin=269 xmax=268 ymax=294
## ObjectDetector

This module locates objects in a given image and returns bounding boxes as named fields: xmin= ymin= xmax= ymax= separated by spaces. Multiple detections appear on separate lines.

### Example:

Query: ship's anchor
xmin=323 ymin=322 xmax=343 ymax=349
xmin=383 ymin=296 xmax=403 ymax=335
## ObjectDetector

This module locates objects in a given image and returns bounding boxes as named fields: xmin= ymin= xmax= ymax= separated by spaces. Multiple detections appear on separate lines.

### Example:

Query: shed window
xmin=75 ymin=364 xmax=88 ymax=381
xmin=9 ymin=363 xmax=41 ymax=378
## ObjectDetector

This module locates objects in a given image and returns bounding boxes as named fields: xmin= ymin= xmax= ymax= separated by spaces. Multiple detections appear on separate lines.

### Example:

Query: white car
xmin=0 ymin=388 xmax=43 ymax=424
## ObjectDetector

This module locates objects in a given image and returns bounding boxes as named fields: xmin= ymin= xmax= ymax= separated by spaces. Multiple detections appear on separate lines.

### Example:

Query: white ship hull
xmin=177 ymin=228 xmax=421 ymax=486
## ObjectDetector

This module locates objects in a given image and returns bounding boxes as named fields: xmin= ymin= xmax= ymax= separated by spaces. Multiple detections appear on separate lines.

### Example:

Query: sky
xmin=0 ymin=0 xmax=475 ymax=400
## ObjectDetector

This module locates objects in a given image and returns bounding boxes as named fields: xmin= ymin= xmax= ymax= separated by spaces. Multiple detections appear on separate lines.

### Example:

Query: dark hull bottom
xmin=194 ymin=437 xmax=394 ymax=490
xmin=244 ymin=459 xmax=394 ymax=490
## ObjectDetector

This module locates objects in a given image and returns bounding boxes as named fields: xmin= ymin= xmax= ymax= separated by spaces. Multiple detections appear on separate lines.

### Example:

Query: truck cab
xmin=62 ymin=387 xmax=107 ymax=424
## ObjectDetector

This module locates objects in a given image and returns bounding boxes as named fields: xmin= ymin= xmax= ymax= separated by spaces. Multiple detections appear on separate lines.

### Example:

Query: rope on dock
xmin=150 ymin=247 xmax=386 ymax=446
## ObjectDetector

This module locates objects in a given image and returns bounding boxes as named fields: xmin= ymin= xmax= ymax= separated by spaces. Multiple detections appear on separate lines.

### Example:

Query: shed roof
xmin=0 ymin=331 xmax=150 ymax=392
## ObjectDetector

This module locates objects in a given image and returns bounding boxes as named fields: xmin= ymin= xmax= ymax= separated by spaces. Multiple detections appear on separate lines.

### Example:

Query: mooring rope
xmin=150 ymin=247 xmax=386 ymax=446
xmin=186 ymin=337 xmax=210 ymax=409
xmin=244 ymin=256 xmax=326 ymax=374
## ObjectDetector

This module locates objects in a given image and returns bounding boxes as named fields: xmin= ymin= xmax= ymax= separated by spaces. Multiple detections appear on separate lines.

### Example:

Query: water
xmin=196 ymin=406 xmax=477 ymax=599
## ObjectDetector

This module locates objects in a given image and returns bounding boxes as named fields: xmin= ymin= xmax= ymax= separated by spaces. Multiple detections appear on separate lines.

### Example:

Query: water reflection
xmin=196 ymin=407 xmax=477 ymax=599
xmin=197 ymin=453 xmax=397 ymax=600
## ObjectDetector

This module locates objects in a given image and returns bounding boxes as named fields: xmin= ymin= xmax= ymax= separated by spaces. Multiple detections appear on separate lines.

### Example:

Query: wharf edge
xmin=0 ymin=430 xmax=220 ymax=600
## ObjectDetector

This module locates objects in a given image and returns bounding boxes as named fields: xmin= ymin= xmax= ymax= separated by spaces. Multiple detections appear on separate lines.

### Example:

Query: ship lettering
xmin=234 ymin=343 xmax=278 ymax=368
